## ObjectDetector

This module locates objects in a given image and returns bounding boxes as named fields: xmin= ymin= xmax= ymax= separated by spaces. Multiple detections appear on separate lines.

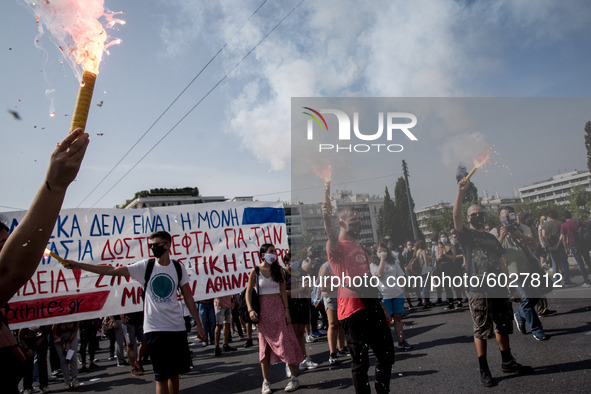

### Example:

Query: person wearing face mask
xmin=322 ymin=204 xmax=395 ymax=394
xmin=245 ymin=243 xmax=303 ymax=393
xmin=64 ymin=231 xmax=205 ymax=394
xmin=454 ymin=180 xmax=533 ymax=388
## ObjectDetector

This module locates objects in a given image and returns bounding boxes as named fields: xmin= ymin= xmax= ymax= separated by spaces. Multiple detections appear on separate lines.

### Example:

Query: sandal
xmin=131 ymin=366 xmax=143 ymax=376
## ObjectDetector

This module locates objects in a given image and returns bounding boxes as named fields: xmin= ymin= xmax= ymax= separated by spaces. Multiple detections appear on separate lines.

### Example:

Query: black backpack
xmin=575 ymin=220 xmax=591 ymax=248
xmin=238 ymin=267 xmax=260 ymax=324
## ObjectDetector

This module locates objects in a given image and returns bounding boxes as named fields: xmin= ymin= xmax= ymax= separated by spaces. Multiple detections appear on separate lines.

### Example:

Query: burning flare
xmin=44 ymin=248 xmax=69 ymax=267
xmin=464 ymin=147 xmax=491 ymax=183
xmin=25 ymin=0 xmax=124 ymax=132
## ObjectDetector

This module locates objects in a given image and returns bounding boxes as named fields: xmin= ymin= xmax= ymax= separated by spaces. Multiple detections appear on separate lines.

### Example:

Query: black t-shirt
xmin=457 ymin=227 xmax=506 ymax=296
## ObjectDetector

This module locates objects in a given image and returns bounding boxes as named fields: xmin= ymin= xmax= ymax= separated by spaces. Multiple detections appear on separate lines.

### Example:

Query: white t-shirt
xmin=127 ymin=259 xmax=189 ymax=333
xmin=370 ymin=261 xmax=405 ymax=299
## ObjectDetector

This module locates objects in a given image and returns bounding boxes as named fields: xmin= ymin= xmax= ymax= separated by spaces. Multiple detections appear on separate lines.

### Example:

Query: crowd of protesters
xmin=1 ymin=128 xmax=590 ymax=393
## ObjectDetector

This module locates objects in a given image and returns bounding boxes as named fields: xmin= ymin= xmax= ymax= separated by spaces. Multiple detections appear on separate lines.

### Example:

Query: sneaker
xmin=285 ymin=363 xmax=292 ymax=378
xmin=285 ymin=376 xmax=300 ymax=392
xmin=337 ymin=348 xmax=349 ymax=357
xmin=71 ymin=379 xmax=81 ymax=389
xmin=514 ymin=313 xmax=527 ymax=335
xmin=244 ymin=339 xmax=254 ymax=348
xmin=532 ymin=331 xmax=549 ymax=341
xmin=328 ymin=353 xmax=338 ymax=365
xmin=396 ymin=341 xmax=413 ymax=351
xmin=40 ymin=386 xmax=51 ymax=393
xmin=22 ymin=389 xmax=34 ymax=394
xmin=201 ymin=341 xmax=208 ymax=347
xmin=539 ymin=309 xmax=557 ymax=317
xmin=444 ymin=303 xmax=455 ymax=310
xmin=501 ymin=359 xmax=534 ymax=374
xmin=117 ymin=360 xmax=129 ymax=367
xmin=480 ymin=369 xmax=494 ymax=387
xmin=79 ymin=365 xmax=88 ymax=373
xmin=223 ymin=344 xmax=238 ymax=352
xmin=261 ymin=379 xmax=272 ymax=394
xmin=65 ymin=381 xmax=72 ymax=390
xmin=108 ymin=356 xmax=115 ymax=361
xmin=311 ymin=331 xmax=323 ymax=338
xmin=300 ymin=356 xmax=318 ymax=370
xmin=131 ymin=366 xmax=143 ymax=376
xmin=214 ymin=346 xmax=222 ymax=356
xmin=581 ymin=282 xmax=591 ymax=288
xmin=305 ymin=335 xmax=316 ymax=343
xmin=89 ymin=362 xmax=99 ymax=369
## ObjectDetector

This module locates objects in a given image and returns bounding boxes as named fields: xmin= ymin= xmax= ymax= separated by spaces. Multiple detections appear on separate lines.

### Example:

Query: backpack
xmin=238 ymin=267 xmax=260 ymax=324
xmin=575 ymin=220 xmax=591 ymax=248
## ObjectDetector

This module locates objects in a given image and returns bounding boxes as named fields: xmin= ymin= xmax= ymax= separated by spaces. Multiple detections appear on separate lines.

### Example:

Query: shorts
xmin=145 ymin=331 xmax=190 ymax=381
xmin=288 ymin=298 xmax=310 ymax=325
xmin=468 ymin=292 xmax=514 ymax=339
xmin=322 ymin=295 xmax=338 ymax=311
xmin=382 ymin=296 xmax=405 ymax=315
xmin=122 ymin=323 xmax=143 ymax=346
xmin=215 ymin=307 xmax=232 ymax=325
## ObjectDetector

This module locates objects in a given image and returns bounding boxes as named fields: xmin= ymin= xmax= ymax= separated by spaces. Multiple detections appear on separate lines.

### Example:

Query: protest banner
xmin=3 ymin=201 xmax=287 ymax=329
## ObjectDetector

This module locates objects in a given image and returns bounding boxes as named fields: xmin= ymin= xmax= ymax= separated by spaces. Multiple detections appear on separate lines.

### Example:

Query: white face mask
xmin=290 ymin=260 xmax=300 ymax=270
xmin=440 ymin=237 xmax=448 ymax=243
xmin=264 ymin=253 xmax=277 ymax=264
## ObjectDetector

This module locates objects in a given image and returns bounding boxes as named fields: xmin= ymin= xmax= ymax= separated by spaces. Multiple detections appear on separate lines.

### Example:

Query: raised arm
xmin=0 ymin=129 xmax=89 ymax=305
xmin=453 ymin=180 xmax=469 ymax=233
xmin=322 ymin=200 xmax=338 ymax=253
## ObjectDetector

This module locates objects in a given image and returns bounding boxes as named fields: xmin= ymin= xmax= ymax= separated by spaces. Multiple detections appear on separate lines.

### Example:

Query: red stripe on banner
xmin=7 ymin=291 xmax=111 ymax=325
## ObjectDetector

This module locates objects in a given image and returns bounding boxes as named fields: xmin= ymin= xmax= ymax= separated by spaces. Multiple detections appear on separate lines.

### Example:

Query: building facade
xmin=518 ymin=170 xmax=591 ymax=206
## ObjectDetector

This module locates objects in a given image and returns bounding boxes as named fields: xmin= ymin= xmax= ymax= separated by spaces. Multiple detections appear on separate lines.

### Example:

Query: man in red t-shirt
xmin=560 ymin=211 xmax=591 ymax=287
xmin=322 ymin=202 xmax=394 ymax=394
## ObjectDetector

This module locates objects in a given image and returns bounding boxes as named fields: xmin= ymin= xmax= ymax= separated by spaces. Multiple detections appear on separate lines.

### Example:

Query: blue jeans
xmin=570 ymin=246 xmax=590 ymax=284
xmin=548 ymin=247 xmax=571 ymax=284
xmin=515 ymin=295 xmax=543 ymax=334
xmin=198 ymin=302 xmax=215 ymax=343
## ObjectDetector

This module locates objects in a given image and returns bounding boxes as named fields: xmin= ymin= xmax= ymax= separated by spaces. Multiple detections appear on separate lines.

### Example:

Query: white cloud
xmin=160 ymin=0 xmax=591 ymax=173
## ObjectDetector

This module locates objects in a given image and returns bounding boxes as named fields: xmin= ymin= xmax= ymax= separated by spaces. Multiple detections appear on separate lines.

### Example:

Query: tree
xmin=568 ymin=185 xmax=591 ymax=221
xmin=424 ymin=207 xmax=453 ymax=238
xmin=585 ymin=121 xmax=591 ymax=175
xmin=377 ymin=187 xmax=396 ymax=241
xmin=393 ymin=177 xmax=415 ymax=245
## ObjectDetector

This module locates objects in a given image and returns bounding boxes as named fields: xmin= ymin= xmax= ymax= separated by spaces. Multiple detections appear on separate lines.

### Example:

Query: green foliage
xmin=393 ymin=177 xmax=415 ymax=245
xmin=135 ymin=187 xmax=200 ymax=198
xmin=568 ymin=185 xmax=591 ymax=221
xmin=585 ymin=121 xmax=591 ymax=174
xmin=377 ymin=187 xmax=396 ymax=241
xmin=424 ymin=207 xmax=453 ymax=237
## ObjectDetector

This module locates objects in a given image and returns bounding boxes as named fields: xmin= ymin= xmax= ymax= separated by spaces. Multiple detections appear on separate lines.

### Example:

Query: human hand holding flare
xmin=461 ymin=148 xmax=491 ymax=185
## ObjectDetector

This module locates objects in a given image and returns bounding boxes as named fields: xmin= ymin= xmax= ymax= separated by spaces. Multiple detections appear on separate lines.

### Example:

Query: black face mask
xmin=151 ymin=245 xmax=167 ymax=258
xmin=469 ymin=215 xmax=486 ymax=230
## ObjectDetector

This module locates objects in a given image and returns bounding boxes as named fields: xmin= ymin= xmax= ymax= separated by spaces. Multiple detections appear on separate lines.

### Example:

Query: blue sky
xmin=2 ymin=0 xmax=591 ymax=213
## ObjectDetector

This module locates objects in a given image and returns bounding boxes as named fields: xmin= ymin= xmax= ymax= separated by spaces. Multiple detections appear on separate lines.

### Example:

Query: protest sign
xmin=3 ymin=201 xmax=287 ymax=329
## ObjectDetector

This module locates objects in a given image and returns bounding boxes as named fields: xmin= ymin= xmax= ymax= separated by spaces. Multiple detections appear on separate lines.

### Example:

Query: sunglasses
xmin=148 ymin=242 xmax=167 ymax=249
xmin=469 ymin=212 xmax=485 ymax=218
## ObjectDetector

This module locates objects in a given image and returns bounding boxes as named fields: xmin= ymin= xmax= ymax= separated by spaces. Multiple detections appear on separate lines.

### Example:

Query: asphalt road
xmin=24 ymin=283 xmax=590 ymax=393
